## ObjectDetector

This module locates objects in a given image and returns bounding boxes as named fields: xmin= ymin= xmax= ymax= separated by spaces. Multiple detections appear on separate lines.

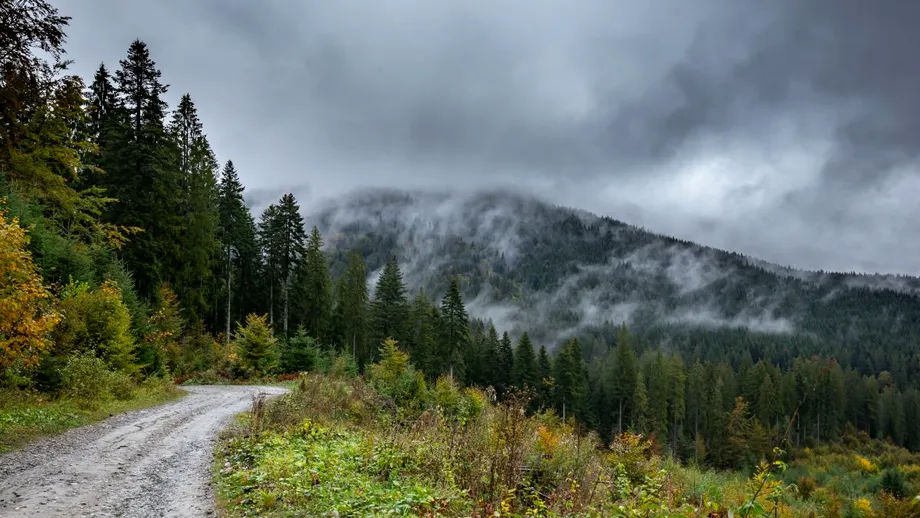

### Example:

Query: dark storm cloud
xmin=51 ymin=0 xmax=920 ymax=274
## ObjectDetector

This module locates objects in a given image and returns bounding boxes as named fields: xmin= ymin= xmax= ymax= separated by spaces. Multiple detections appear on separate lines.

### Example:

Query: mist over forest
xmin=311 ymin=188 xmax=920 ymax=358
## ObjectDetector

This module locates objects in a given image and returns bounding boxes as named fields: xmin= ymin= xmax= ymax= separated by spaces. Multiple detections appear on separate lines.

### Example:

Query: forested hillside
xmin=315 ymin=189 xmax=920 ymax=376
xmin=4 ymin=4 xmax=920 ymax=512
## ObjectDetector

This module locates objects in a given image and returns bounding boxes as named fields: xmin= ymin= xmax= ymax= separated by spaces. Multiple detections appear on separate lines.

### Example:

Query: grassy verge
xmin=214 ymin=371 xmax=920 ymax=517
xmin=0 ymin=379 xmax=184 ymax=453
xmin=214 ymin=373 xmax=725 ymax=517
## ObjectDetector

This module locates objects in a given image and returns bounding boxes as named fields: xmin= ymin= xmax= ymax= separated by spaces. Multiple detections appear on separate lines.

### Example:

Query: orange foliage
xmin=0 ymin=203 xmax=60 ymax=368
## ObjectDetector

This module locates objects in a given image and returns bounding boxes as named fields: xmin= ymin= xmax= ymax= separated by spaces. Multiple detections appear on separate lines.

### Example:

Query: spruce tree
xmin=537 ymin=344 xmax=553 ymax=410
xmin=554 ymin=338 xmax=587 ymax=420
xmin=369 ymin=256 xmax=410 ymax=357
xmin=167 ymin=93 xmax=219 ymax=324
xmin=408 ymin=289 xmax=437 ymax=378
xmin=496 ymin=331 xmax=515 ymax=396
xmin=484 ymin=324 xmax=501 ymax=389
xmin=258 ymin=193 xmax=305 ymax=337
xmin=334 ymin=252 xmax=369 ymax=364
xmin=85 ymin=63 xmax=117 ymax=146
xmin=609 ymin=323 xmax=638 ymax=434
xmin=217 ymin=160 xmax=251 ymax=340
xmin=294 ymin=226 xmax=332 ymax=343
xmin=667 ymin=355 xmax=687 ymax=453
xmin=108 ymin=39 xmax=184 ymax=299
xmin=439 ymin=278 xmax=470 ymax=379
xmin=513 ymin=332 xmax=538 ymax=390
xmin=257 ymin=204 xmax=281 ymax=328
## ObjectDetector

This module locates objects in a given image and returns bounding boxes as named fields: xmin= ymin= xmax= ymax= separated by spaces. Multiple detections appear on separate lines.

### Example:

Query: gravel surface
xmin=0 ymin=385 xmax=287 ymax=518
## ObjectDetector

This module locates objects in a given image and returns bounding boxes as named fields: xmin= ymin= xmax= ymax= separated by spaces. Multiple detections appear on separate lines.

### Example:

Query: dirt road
xmin=0 ymin=385 xmax=287 ymax=518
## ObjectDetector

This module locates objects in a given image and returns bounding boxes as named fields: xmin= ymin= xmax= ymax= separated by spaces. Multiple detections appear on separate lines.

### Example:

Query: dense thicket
xmin=3 ymin=2 xmax=920 ymax=471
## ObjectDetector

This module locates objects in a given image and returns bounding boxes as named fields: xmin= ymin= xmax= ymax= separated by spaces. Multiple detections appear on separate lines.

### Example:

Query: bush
xmin=231 ymin=314 xmax=277 ymax=377
xmin=53 ymin=279 xmax=136 ymax=373
xmin=279 ymin=329 xmax=320 ymax=373
xmin=367 ymin=338 xmax=426 ymax=410
xmin=59 ymin=353 xmax=133 ymax=408
xmin=878 ymin=468 xmax=909 ymax=498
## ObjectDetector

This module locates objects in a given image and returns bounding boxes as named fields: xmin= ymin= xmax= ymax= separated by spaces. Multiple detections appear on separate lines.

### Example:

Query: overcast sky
xmin=53 ymin=0 xmax=920 ymax=275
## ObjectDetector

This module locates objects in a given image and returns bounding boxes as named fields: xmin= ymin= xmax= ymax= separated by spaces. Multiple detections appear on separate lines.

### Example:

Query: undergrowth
xmin=213 ymin=342 xmax=920 ymax=517
xmin=215 ymin=369 xmax=723 ymax=516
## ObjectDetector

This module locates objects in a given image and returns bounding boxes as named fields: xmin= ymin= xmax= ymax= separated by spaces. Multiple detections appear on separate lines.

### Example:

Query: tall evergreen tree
xmin=536 ymin=345 xmax=553 ymax=410
xmin=217 ymin=160 xmax=255 ymax=340
xmin=554 ymin=338 xmax=587 ymax=420
xmin=408 ymin=289 xmax=437 ymax=378
xmin=294 ymin=226 xmax=332 ymax=343
xmin=439 ymin=278 xmax=470 ymax=379
xmin=257 ymin=203 xmax=280 ymax=328
xmin=258 ymin=193 xmax=305 ymax=337
xmin=167 ymin=93 xmax=219 ymax=324
xmin=609 ymin=324 xmax=638 ymax=435
xmin=667 ymin=355 xmax=687 ymax=453
xmin=369 ymin=256 xmax=410 ymax=357
xmin=85 ymin=63 xmax=116 ymax=145
xmin=107 ymin=39 xmax=183 ymax=299
xmin=496 ymin=331 xmax=515 ymax=396
xmin=513 ymin=332 xmax=538 ymax=390
xmin=334 ymin=252 xmax=369 ymax=364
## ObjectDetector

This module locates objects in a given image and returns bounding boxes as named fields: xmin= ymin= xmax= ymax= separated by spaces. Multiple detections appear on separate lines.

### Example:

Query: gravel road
xmin=0 ymin=385 xmax=288 ymax=518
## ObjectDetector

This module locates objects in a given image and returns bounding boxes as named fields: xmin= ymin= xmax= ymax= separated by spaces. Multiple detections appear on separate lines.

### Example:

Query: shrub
xmin=53 ymin=279 xmax=136 ymax=373
xmin=59 ymin=353 xmax=133 ymax=408
xmin=279 ymin=329 xmax=319 ymax=373
xmin=878 ymin=468 xmax=909 ymax=498
xmin=0 ymin=204 xmax=60 ymax=370
xmin=231 ymin=314 xmax=277 ymax=377
xmin=367 ymin=338 xmax=426 ymax=410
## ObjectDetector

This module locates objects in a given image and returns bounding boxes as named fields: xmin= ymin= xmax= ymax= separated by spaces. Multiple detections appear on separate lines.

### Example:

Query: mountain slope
xmin=310 ymin=188 xmax=920 ymax=374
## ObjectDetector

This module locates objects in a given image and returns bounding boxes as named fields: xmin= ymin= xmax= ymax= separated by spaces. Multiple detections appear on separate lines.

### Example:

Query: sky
xmin=52 ymin=0 xmax=920 ymax=275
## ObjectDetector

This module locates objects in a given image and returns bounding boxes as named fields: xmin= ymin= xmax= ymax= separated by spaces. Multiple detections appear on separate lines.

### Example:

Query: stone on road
xmin=0 ymin=385 xmax=287 ymax=518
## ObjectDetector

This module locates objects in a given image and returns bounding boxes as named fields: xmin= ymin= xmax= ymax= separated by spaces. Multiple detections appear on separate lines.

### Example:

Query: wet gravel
xmin=0 ymin=385 xmax=287 ymax=518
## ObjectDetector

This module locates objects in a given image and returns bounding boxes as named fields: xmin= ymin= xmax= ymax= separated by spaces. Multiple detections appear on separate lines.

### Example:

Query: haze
xmin=53 ymin=0 xmax=920 ymax=275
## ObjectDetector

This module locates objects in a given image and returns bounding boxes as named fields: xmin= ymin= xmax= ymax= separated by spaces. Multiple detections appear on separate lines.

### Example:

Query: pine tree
xmin=294 ymin=226 xmax=332 ymax=343
xmin=217 ymin=160 xmax=255 ymax=340
xmin=167 ymin=94 xmax=219 ymax=324
xmin=535 ymin=345 xmax=552 ymax=409
xmin=258 ymin=204 xmax=280 ymax=328
xmin=496 ymin=331 xmax=515 ymax=396
xmin=439 ymin=278 xmax=470 ymax=379
xmin=513 ymin=332 xmax=538 ymax=390
xmin=408 ymin=289 xmax=437 ymax=378
xmin=334 ymin=252 xmax=369 ymax=364
xmin=632 ymin=370 xmax=649 ymax=433
xmin=85 ymin=64 xmax=117 ymax=146
xmin=667 ymin=355 xmax=687 ymax=454
xmin=257 ymin=193 xmax=305 ymax=337
xmin=644 ymin=351 xmax=670 ymax=441
xmin=107 ymin=40 xmax=184 ymax=299
xmin=483 ymin=324 xmax=501 ymax=389
xmin=609 ymin=324 xmax=638 ymax=434
xmin=554 ymin=337 xmax=587 ymax=420
xmin=369 ymin=256 xmax=410 ymax=357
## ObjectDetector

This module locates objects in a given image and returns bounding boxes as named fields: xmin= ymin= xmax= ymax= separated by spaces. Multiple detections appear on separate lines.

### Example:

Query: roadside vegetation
xmin=215 ymin=342 xmax=920 ymax=517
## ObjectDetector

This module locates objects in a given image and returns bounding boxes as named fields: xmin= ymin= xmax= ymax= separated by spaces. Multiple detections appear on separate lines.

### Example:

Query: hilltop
xmin=313 ymin=188 xmax=920 ymax=371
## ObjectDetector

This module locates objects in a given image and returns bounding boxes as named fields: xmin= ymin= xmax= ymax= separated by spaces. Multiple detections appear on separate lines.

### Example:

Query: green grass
xmin=0 ymin=381 xmax=184 ymax=453
xmin=216 ymin=421 xmax=465 ymax=517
